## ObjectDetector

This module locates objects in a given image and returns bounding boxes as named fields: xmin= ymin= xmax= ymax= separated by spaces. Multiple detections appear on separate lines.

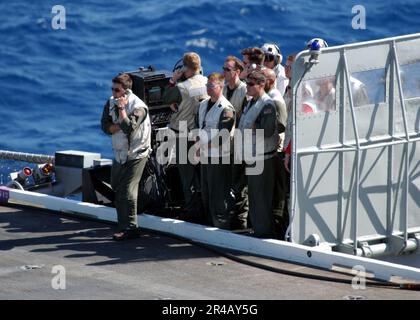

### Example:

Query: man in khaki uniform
xmin=163 ymin=52 xmax=208 ymax=222
xmin=198 ymin=73 xmax=235 ymax=228
xmin=222 ymin=56 xmax=249 ymax=230
xmin=101 ymin=73 xmax=151 ymax=240
xmin=235 ymin=70 xmax=278 ymax=238
xmin=263 ymin=68 xmax=288 ymax=239
xmin=222 ymin=56 xmax=248 ymax=119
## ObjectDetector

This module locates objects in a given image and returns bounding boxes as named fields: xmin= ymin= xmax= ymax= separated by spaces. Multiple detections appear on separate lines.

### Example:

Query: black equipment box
xmin=126 ymin=66 xmax=173 ymax=127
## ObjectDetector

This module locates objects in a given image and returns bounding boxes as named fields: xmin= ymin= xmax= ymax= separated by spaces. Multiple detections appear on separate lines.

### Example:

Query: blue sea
xmin=0 ymin=0 xmax=419 ymax=160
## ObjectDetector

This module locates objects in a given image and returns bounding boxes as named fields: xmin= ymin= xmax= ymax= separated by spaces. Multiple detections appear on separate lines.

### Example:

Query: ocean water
xmin=0 ymin=0 xmax=419 ymax=159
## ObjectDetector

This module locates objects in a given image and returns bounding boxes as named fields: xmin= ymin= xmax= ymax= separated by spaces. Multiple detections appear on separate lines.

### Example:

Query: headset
xmin=172 ymin=58 xmax=184 ymax=73
xmin=262 ymin=43 xmax=282 ymax=65
xmin=172 ymin=58 xmax=204 ymax=78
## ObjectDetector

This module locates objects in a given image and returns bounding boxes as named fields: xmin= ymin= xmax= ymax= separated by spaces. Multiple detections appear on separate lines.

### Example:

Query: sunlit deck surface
xmin=0 ymin=204 xmax=419 ymax=300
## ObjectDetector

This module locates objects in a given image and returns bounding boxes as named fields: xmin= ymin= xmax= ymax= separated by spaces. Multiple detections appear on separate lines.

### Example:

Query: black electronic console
xmin=125 ymin=66 xmax=173 ymax=128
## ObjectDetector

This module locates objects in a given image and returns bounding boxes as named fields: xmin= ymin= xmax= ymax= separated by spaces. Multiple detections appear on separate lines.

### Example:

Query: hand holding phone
xmin=172 ymin=69 xmax=185 ymax=82
xmin=117 ymin=95 xmax=128 ymax=109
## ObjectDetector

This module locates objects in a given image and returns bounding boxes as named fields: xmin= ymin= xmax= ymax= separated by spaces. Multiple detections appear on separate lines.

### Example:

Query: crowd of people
xmin=101 ymin=38 xmax=347 ymax=241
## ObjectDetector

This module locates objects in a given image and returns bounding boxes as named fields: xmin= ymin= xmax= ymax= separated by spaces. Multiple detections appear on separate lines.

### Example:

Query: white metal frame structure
xmin=289 ymin=33 xmax=420 ymax=257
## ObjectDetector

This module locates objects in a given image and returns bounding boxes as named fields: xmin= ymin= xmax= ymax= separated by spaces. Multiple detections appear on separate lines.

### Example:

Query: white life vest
xmin=198 ymin=95 xmax=235 ymax=158
xmin=109 ymin=90 xmax=151 ymax=164
xmin=268 ymin=87 xmax=287 ymax=127
xmin=268 ymin=87 xmax=287 ymax=150
xmin=222 ymin=78 xmax=247 ymax=116
xmin=236 ymin=93 xmax=278 ymax=161
xmin=169 ymin=74 xmax=208 ymax=131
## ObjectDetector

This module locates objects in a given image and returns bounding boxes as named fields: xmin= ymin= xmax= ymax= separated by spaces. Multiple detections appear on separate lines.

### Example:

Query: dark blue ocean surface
xmin=0 ymin=0 xmax=419 ymax=159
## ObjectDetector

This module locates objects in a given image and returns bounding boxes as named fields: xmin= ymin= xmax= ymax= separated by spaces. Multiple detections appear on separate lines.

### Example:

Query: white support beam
xmin=2 ymin=187 xmax=420 ymax=282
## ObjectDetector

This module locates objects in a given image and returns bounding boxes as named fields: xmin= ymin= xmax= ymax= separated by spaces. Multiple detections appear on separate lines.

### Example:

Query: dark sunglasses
xmin=112 ymin=87 xmax=122 ymax=93
xmin=265 ymin=54 xmax=275 ymax=62
xmin=206 ymin=83 xmax=220 ymax=89
xmin=246 ymin=80 xmax=257 ymax=86
xmin=222 ymin=66 xmax=235 ymax=72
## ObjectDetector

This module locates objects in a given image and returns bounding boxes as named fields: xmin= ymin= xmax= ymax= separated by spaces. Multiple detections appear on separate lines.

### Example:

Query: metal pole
xmin=298 ymin=146 xmax=357 ymax=155
xmin=338 ymin=51 xmax=346 ymax=244
xmin=0 ymin=150 xmax=54 ymax=164
xmin=286 ymin=62 xmax=311 ymax=242
xmin=307 ymin=33 xmax=420 ymax=57
xmin=387 ymin=41 xmax=395 ymax=237
xmin=343 ymin=51 xmax=361 ymax=254
xmin=287 ymin=81 xmax=299 ymax=242
xmin=392 ymin=41 xmax=410 ymax=244
xmin=392 ymin=40 xmax=411 ymax=243
xmin=297 ymin=136 xmax=420 ymax=155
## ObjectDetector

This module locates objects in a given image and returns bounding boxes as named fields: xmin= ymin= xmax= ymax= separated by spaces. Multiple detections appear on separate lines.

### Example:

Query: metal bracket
xmin=334 ymin=243 xmax=359 ymax=255
xmin=303 ymin=234 xmax=320 ymax=247
xmin=359 ymin=241 xmax=373 ymax=258
xmin=390 ymin=235 xmax=406 ymax=255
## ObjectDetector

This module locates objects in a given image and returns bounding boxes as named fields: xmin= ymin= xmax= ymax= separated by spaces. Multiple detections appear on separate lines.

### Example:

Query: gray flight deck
xmin=1 ymin=205 xmax=419 ymax=300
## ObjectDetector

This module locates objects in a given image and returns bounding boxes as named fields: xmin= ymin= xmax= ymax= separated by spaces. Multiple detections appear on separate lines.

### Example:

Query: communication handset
xmin=172 ymin=59 xmax=188 ymax=82
xmin=113 ymin=90 xmax=129 ymax=108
